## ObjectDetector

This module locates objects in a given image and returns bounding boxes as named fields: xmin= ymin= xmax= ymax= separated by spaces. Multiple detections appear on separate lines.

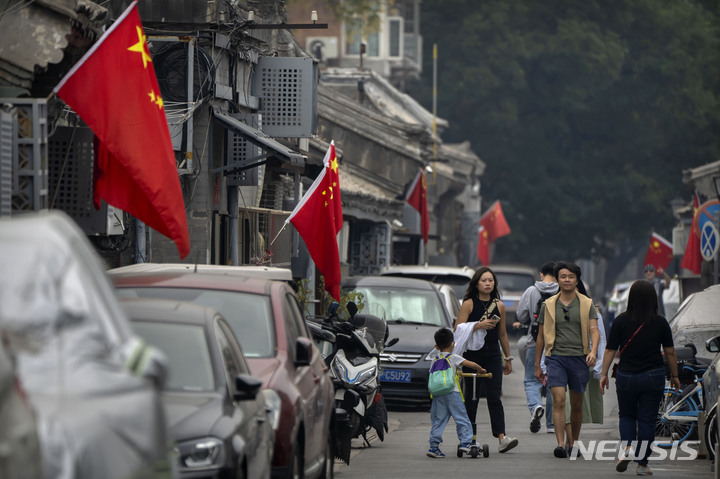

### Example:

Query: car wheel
xmin=287 ymin=441 xmax=303 ymax=479
xmin=704 ymin=405 xmax=718 ymax=461
xmin=319 ymin=433 xmax=334 ymax=479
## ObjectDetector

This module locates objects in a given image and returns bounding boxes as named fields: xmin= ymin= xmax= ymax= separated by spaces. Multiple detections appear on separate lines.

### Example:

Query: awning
xmin=211 ymin=107 xmax=305 ymax=171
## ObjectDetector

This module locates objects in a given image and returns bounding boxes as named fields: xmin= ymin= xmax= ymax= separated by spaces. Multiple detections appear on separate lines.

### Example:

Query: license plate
xmin=380 ymin=369 xmax=412 ymax=383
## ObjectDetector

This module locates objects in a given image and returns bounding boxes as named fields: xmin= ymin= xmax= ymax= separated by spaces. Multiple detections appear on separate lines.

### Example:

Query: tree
xmin=410 ymin=0 xmax=720 ymax=267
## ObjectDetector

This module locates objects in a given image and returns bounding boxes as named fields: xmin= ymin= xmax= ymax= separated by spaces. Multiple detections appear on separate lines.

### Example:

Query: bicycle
xmin=655 ymin=359 xmax=707 ymax=448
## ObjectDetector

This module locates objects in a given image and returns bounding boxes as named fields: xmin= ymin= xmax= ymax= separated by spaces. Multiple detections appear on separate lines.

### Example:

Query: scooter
xmin=306 ymin=301 xmax=398 ymax=464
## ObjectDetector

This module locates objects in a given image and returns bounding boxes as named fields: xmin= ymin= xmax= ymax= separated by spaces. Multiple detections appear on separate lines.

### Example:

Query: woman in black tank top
xmin=454 ymin=266 xmax=518 ymax=453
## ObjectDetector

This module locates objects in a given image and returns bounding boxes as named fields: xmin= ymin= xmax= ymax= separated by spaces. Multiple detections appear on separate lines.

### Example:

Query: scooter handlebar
xmin=458 ymin=372 xmax=493 ymax=378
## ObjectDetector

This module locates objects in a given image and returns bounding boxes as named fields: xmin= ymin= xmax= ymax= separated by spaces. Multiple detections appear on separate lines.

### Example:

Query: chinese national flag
xmin=54 ymin=2 xmax=190 ymax=258
xmin=480 ymin=200 xmax=511 ymax=243
xmin=288 ymin=168 xmax=341 ymax=300
xmin=324 ymin=141 xmax=343 ymax=234
xmin=643 ymin=232 xmax=674 ymax=271
xmin=477 ymin=226 xmax=490 ymax=266
xmin=406 ymin=170 xmax=429 ymax=244
xmin=681 ymin=192 xmax=702 ymax=274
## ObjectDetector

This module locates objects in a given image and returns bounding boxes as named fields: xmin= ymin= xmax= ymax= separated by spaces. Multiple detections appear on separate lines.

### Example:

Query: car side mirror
xmin=706 ymin=336 xmax=720 ymax=354
xmin=234 ymin=373 xmax=263 ymax=401
xmin=295 ymin=337 xmax=314 ymax=366
xmin=346 ymin=301 xmax=358 ymax=318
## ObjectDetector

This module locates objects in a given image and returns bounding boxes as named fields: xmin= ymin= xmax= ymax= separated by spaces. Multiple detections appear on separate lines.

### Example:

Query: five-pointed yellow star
xmin=127 ymin=25 xmax=152 ymax=68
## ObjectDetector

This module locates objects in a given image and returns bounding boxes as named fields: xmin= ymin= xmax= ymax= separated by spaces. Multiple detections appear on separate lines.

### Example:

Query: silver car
xmin=0 ymin=211 xmax=169 ymax=478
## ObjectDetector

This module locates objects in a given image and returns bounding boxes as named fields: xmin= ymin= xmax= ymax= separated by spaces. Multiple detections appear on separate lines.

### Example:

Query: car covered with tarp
xmin=670 ymin=283 xmax=720 ymax=360
xmin=0 ymin=211 xmax=170 ymax=478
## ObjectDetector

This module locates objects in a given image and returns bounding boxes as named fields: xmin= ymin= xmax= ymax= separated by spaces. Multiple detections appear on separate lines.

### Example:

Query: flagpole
xmin=269 ymin=222 xmax=288 ymax=247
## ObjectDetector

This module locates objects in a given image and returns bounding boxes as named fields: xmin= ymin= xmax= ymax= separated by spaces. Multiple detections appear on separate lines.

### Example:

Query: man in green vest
xmin=534 ymin=262 xmax=600 ymax=459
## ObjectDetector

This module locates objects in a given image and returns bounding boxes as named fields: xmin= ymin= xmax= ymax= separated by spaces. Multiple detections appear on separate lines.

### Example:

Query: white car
xmin=379 ymin=264 xmax=474 ymax=304
xmin=0 ymin=211 xmax=170 ymax=478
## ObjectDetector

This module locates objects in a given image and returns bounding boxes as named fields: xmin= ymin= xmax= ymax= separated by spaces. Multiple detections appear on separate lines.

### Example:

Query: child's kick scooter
xmin=457 ymin=372 xmax=492 ymax=458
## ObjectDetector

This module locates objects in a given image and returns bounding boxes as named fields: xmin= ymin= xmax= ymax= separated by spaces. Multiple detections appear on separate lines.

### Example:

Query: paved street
xmin=335 ymin=339 xmax=716 ymax=478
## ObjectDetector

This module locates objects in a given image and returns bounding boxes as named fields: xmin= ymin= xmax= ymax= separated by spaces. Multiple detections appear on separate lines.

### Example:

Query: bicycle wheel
xmin=704 ymin=405 xmax=718 ymax=461
xmin=655 ymin=387 xmax=698 ymax=448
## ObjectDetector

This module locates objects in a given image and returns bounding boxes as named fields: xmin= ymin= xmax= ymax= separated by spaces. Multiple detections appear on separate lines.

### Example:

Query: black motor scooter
xmin=306 ymin=301 xmax=398 ymax=464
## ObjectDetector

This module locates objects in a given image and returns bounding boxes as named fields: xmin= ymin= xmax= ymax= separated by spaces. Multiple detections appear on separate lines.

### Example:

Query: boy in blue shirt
xmin=427 ymin=327 xmax=487 ymax=457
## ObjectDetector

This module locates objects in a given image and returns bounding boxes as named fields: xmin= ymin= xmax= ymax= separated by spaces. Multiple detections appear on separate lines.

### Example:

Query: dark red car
xmin=109 ymin=264 xmax=336 ymax=479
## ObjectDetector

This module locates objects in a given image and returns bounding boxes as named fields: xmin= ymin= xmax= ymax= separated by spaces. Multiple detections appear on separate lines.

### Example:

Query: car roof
xmin=490 ymin=264 xmax=538 ymax=275
xmin=379 ymin=264 xmax=474 ymax=279
xmin=109 ymin=267 xmax=280 ymax=295
xmin=342 ymin=275 xmax=439 ymax=290
xmin=110 ymin=263 xmax=293 ymax=281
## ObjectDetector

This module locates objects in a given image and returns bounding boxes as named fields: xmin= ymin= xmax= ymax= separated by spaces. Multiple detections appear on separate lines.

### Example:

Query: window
xmin=344 ymin=18 xmax=379 ymax=57
xmin=345 ymin=286 xmax=447 ymax=326
xmin=117 ymin=287 xmax=277 ymax=358
xmin=388 ymin=17 xmax=403 ymax=57
xmin=132 ymin=322 xmax=215 ymax=392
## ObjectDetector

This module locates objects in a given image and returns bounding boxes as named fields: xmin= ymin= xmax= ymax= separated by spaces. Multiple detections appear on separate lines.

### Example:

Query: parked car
xmin=702 ymin=335 xmax=720 ymax=461
xmin=341 ymin=276 xmax=453 ymax=406
xmin=490 ymin=264 xmax=538 ymax=335
xmin=0 ymin=337 xmax=42 ymax=479
xmin=0 ymin=211 xmax=169 ymax=478
xmin=379 ymin=264 xmax=474 ymax=304
xmin=109 ymin=265 xmax=336 ymax=479
xmin=121 ymin=298 xmax=275 ymax=478
xmin=436 ymin=283 xmax=461 ymax=320
xmin=670 ymin=284 xmax=720 ymax=361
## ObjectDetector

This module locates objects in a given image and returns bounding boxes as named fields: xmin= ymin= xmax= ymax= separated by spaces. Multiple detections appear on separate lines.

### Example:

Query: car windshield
xmin=116 ymin=287 xmax=276 ymax=358
xmin=346 ymin=286 xmax=448 ymax=326
xmin=132 ymin=322 xmax=215 ymax=392
xmin=495 ymin=272 xmax=535 ymax=292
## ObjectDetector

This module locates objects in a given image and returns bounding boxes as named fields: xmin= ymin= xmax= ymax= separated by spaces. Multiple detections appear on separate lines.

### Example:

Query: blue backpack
xmin=428 ymin=354 xmax=458 ymax=397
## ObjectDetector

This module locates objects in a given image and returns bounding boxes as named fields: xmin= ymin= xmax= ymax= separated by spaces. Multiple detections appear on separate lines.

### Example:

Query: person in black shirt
xmin=455 ymin=266 xmax=518 ymax=454
xmin=600 ymin=279 xmax=680 ymax=476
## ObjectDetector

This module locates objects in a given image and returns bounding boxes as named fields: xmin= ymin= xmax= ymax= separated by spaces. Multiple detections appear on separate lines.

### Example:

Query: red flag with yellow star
xmin=324 ymin=141 xmax=343 ymax=234
xmin=54 ymin=1 xmax=190 ymax=258
xmin=681 ymin=191 xmax=702 ymax=274
xmin=287 ymin=167 xmax=341 ymax=300
xmin=406 ymin=169 xmax=429 ymax=244
xmin=643 ymin=232 xmax=673 ymax=271
xmin=477 ymin=226 xmax=490 ymax=265
xmin=480 ymin=200 xmax=511 ymax=243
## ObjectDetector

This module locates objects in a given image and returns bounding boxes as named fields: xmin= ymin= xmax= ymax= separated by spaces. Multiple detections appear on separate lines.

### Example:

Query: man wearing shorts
xmin=534 ymin=262 xmax=600 ymax=458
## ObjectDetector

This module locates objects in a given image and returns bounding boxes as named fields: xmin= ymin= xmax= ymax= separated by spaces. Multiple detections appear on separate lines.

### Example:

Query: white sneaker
xmin=499 ymin=436 xmax=518 ymax=453
xmin=547 ymin=426 xmax=555 ymax=433
xmin=530 ymin=405 xmax=544 ymax=433
xmin=636 ymin=464 xmax=652 ymax=476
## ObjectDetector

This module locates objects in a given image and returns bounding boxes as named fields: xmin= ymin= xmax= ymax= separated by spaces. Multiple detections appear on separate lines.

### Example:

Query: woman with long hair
xmin=454 ymin=266 xmax=518 ymax=453
xmin=600 ymin=279 xmax=680 ymax=476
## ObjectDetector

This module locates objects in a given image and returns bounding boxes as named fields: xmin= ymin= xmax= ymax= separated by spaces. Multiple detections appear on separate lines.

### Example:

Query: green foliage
xmin=410 ymin=0 xmax=720 ymax=266
xmin=296 ymin=276 xmax=366 ymax=319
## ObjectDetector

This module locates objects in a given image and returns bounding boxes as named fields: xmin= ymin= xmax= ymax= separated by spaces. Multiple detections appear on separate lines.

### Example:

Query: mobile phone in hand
xmin=490 ymin=314 xmax=501 ymax=322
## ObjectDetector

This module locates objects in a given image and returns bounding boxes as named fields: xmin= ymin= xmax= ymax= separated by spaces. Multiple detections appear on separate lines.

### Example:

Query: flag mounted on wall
xmin=406 ymin=169 xmax=429 ymax=244
xmin=480 ymin=200 xmax=511 ymax=243
xmin=477 ymin=226 xmax=490 ymax=266
xmin=680 ymin=191 xmax=702 ymax=275
xmin=287 ymin=153 xmax=342 ymax=300
xmin=54 ymin=1 xmax=190 ymax=258
xmin=324 ymin=141 xmax=343 ymax=234
xmin=643 ymin=232 xmax=674 ymax=272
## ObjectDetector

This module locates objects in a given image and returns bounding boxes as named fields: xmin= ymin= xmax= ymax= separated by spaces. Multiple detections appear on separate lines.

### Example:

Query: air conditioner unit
xmin=306 ymin=36 xmax=339 ymax=61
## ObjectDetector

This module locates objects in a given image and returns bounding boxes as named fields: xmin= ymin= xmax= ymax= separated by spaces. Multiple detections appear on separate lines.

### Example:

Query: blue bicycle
xmin=655 ymin=363 xmax=706 ymax=448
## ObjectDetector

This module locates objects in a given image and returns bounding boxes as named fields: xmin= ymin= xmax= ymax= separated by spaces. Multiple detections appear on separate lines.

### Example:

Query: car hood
xmin=383 ymin=323 xmax=440 ymax=355
xmin=163 ymin=392 xmax=225 ymax=438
